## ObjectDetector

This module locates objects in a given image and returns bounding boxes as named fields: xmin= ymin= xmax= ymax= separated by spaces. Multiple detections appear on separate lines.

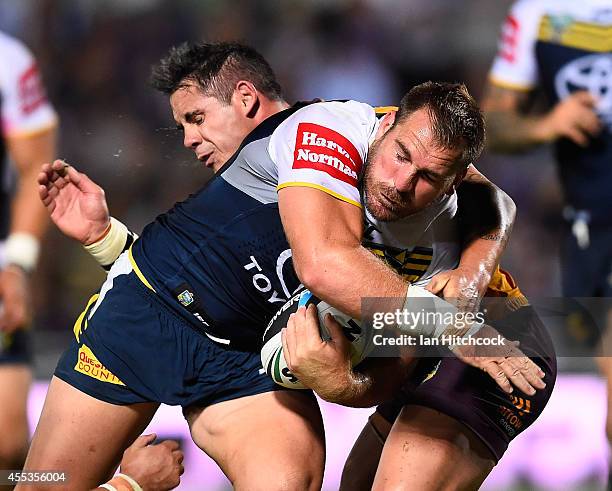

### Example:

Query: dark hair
xmin=394 ymin=82 xmax=485 ymax=168
xmin=150 ymin=42 xmax=283 ymax=104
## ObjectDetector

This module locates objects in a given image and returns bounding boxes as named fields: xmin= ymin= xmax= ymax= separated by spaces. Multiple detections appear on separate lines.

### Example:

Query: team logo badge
xmin=555 ymin=54 xmax=612 ymax=130
xmin=177 ymin=289 xmax=195 ymax=307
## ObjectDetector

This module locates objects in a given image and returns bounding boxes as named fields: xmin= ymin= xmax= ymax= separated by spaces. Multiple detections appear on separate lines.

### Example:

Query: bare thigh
xmin=16 ymin=376 xmax=158 ymax=491
xmin=340 ymin=411 xmax=391 ymax=491
xmin=373 ymin=405 xmax=495 ymax=491
xmin=185 ymin=390 xmax=325 ymax=491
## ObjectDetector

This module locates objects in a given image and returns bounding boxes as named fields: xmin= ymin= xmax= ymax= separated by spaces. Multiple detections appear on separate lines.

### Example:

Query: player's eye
xmin=396 ymin=152 xmax=410 ymax=163
xmin=175 ymin=124 xmax=184 ymax=132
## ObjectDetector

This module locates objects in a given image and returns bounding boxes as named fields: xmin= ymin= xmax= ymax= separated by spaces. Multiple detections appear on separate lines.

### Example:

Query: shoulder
xmin=0 ymin=31 xmax=34 ymax=71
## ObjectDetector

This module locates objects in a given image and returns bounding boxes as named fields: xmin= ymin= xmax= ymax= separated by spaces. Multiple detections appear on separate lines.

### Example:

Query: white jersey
xmin=268 ymin=101 xmax=460 ymax=286
xmin=0 ymin=31 xmax=57 ymax=138
xmin=0 ymin=31 xmax=57 ymax=238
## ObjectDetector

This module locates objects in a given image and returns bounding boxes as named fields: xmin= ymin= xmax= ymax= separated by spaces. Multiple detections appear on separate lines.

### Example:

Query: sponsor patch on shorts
xmin=74 ymin=344 xmax=125 ymax=386
xmin=293 ymin=122 xmax=362 ymax=187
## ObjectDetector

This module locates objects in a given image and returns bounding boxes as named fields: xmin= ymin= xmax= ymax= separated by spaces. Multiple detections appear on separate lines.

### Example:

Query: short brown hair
xmin=395 ymin=82 xmax=485 ymax=167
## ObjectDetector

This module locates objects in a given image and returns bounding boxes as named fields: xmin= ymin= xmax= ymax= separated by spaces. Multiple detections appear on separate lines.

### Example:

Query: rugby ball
xmin=261 ymin=290 xmax=370 ymax=389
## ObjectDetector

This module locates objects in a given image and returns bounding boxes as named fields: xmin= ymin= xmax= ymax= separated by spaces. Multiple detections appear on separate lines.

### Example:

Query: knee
xmin=234 ymin=465 xmax=322 ymax=491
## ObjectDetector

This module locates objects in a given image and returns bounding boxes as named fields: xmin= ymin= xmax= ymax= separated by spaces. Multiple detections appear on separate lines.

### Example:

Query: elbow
xmin=293 ymin=248 xmax=333 ymax=295
xmin=498 ymin=188 xmax=517 ymax=231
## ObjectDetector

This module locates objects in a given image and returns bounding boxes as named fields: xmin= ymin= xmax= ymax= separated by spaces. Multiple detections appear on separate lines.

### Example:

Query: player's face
xmin=170 ymin=82 xmax=256 ymax=173
xmin=364 ymin=108 xmax=464 ymax=222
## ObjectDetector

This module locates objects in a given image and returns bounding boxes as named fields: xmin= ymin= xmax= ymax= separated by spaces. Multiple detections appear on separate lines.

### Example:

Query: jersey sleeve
xmin=0 ymin=34 xmax=57 ymax=137
xmin=269 ymin=101 xmax=376 ymax=208
xmin=489 ymin=0 xmax=544 ymax=91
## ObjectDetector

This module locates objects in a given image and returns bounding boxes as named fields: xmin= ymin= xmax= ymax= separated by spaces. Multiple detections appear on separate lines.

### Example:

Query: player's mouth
xmin=379 ymin=191 xmax=404 ymax=210
xmin=197 ymin=151 xmax=214 ymax=167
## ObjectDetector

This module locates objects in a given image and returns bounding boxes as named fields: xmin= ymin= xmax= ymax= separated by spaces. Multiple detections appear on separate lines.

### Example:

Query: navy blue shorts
xmin=377 ymin=306 xmax=557 ymax=462
xmin=0 ymin=329 xmax=32 ymax=365
xmin=55 ymin=254 xmax=286 ymax=407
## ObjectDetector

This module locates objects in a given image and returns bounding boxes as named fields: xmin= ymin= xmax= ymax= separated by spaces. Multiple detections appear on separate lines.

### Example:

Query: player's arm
xmin=282 ymin=304 xmax=413 ymax=407
xmin=427 ymin=164 xmax=515 ymax=310
xmin=38 ymin=160 xmax=137 ymax=270
xmin=482 ymin=83 xmax=601 ymax=152
xmin=278 ymin=187 xmax=408 ymax=319
xmin=0 ymin=124 xmax=57 ymax=332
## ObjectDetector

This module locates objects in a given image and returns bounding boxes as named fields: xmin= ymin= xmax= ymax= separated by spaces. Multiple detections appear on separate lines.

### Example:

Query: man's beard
xmin=362 ymin=143 xmax=413 ymax=222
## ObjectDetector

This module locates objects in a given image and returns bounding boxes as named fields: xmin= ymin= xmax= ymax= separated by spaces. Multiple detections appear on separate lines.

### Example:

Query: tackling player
xmin=0 ymin=31 xmax=57 ymax=477
xmin=27 ymin=43 xmax=542 ymax=490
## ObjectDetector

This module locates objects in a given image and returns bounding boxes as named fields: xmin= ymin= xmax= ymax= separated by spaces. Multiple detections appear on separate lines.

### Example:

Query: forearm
xmin=314 ymin=357 xmax=412 ymax=408
xmin=485 ymin=109 xmax=550 ymax=153
xmin=297 ymin=244 xmax=408 ymax=320
xmin=456 ymin=167 xmax=515 ymax=309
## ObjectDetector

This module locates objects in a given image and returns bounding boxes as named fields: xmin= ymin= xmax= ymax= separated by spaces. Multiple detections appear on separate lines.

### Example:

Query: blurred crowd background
xmin=0 ymin=0 xmax=563 ymax=340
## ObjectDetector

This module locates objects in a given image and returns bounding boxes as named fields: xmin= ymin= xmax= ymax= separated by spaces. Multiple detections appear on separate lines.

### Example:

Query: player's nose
xmin=183 ymin=126 xmax=202 ymax=149
xmin=393 ymin=165 xmax=416 ymax=193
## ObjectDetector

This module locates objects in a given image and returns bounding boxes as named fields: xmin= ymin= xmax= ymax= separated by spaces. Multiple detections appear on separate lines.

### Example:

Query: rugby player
xmin=279 ymin=94 xmax=556 ymax=490
xmin=27 ymin=43 xmax=542 ymax=490
xmin=482 ymin=0 xmax=612 ymax=481
xmin=0 ymin=31 xmax=57 ymax=477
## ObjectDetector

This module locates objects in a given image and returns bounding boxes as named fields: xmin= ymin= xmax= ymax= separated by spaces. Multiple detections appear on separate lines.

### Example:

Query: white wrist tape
xmin=116 ymin=473 xmax=143 ymax=491
xmin=402 ymin=285 xmax=483 ymax=340
xmin=99 ymin=484 xmax=117 ymax=491
xmin=84 ymin=217 xmax=128 ymax=267
xmin=5 ymin=232 xmax=40 ymax=272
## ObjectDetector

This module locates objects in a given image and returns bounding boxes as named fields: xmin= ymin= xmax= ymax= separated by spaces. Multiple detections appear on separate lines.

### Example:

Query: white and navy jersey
xmin=0 ymin=31 xmax=57 ymax=238
xmin=489 ymin=0 xmax=612 ymax=223
xmin=131 ymin=101 xmax=460 ymax=347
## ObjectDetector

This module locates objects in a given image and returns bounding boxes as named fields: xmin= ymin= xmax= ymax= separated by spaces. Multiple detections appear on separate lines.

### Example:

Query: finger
xmin=563 ymin=126 xmax=590 ymax=147
xmin=484 ymin=361 xmax=513 ymax=394
xmin=132 ymin=433 xmax=157 ymax=447
xmin=37 ymin=170 xmax=50 ymax=186
xmin=425 ymin=273 xmax=450 ymax=295
xmin=159 ymin=439 xmax=180 ymax=451
xmin=571 ymin=90 xmax=597 ymax=107
xmin=68 ymin=166 xmax=100 ymax=194
xmin=511 ymin=356 xmax=546 ymax=390
xmin=323 ymin=313 xmax=345 ymax=344
xmin=304 ymin=304 xmax=324 ymax=346
xmin=173 ymin=450 xmax=184 ymax=465
xmin=51 ymin=159 xmax=70 ymax=176
xmin=281 ymin=327 xmax=292 ymax=369
xmin=575 ymin=111 xmax=602 ymax=137
xmin=499 ymin=358 xmax=535 ymax=395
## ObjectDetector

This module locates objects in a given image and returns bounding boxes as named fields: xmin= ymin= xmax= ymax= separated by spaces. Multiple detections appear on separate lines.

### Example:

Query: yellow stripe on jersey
xmin=538 ymin=16 xmax=612 ymax=52
xmin=374 ymin=106 xmax=398 ymax=114
xmin=129 ymin=246 xmax=156 ymax=292
xmin=73 ymin=293 xmax=100 ymax=342
xmin=277 ymin=182 xmax=362 ymax=208
xmin=488 ymin=75 xmax=535 ymax=92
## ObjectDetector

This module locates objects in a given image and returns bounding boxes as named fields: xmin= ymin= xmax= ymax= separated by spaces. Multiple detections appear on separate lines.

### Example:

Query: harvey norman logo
xmin=293 ymin=122 xmax=362 ymax=187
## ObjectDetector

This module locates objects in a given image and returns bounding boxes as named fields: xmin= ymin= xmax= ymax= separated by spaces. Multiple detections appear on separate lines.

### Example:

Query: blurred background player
xmin=0 ymin=30 xmax=57 ymax=477
xmin=481 ymin=0 xmax=612 ymax=481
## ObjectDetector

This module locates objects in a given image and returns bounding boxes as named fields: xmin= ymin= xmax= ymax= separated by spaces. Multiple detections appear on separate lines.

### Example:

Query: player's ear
xmin=233 ymin=81 xmax=259 ymax=118
xmin=374 ymin=110 xmax=397 ymax=140
xmin=447 ymin=164 xmax=469 ymax=195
